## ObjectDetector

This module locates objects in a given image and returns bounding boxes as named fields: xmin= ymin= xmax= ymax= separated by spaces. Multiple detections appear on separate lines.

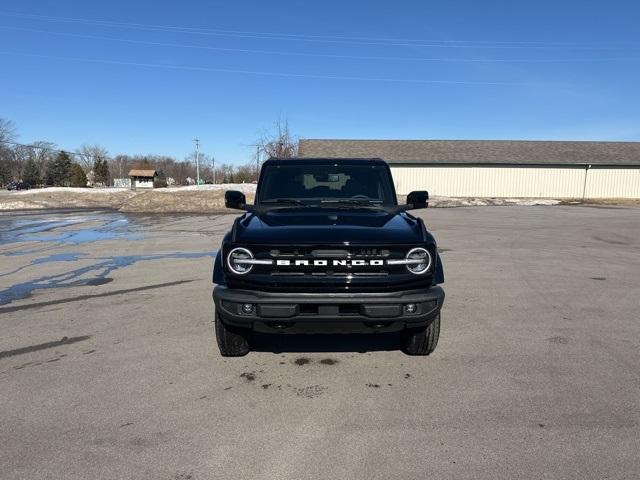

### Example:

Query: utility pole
xmin=212 ymin=155 xmax=216 ymax=184
xmin=256 ymin=146 xmax=261 ymax=181
xmin=193 ymin=138 xmax=200 ymax=186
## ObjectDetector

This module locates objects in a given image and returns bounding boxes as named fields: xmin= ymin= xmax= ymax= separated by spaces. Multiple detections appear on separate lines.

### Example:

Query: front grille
xmin=225 ymin=244 xmax=435 ymax=293
xmin=253 ymin=245 xmax=398 ymax=277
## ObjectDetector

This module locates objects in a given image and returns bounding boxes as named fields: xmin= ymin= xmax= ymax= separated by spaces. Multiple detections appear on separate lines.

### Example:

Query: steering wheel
xmin=349 ymin=195 xmax=371 ymax=200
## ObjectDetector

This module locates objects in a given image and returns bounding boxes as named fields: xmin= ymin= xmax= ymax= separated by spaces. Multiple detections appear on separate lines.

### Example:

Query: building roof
xmin=128 ymin=169 xmax=157 ymax=177
xmin=264 ymin=157 xmax=386 ymax=165
xmin=298 ymin=139 xmax=640 ymax=166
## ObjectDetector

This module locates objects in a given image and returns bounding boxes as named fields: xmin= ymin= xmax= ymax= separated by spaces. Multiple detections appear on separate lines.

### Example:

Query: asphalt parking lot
xmin=1 ymin=206 xmax=639 ymax=480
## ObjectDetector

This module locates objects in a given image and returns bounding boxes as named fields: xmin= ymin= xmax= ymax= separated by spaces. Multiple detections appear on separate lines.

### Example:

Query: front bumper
xmin=213 ymin=285 xmax=444 ymax=334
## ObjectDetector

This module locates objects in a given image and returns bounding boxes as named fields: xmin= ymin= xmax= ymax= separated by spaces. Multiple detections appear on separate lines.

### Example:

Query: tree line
xmin=0 ymin=117 xmax=298 ymax=188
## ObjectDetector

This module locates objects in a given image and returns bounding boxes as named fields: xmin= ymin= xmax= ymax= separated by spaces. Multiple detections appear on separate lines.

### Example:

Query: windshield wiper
xmin=262 ymin=198 xmax=305 ymax=205
xmin=320 ymin=199 xmax=383 ymax=206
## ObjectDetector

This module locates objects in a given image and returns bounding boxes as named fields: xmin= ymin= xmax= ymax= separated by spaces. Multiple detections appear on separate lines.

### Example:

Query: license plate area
xmin=262 ymin=303 xmax=402 ymax=318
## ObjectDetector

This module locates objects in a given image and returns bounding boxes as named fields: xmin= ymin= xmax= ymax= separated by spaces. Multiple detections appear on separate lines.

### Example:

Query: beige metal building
xmin=297 ymin=139 xmax=640 ymax=199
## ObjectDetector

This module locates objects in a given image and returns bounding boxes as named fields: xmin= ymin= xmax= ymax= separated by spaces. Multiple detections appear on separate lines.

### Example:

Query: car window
xmin=259 ymin=164 xmax=395 ymax=205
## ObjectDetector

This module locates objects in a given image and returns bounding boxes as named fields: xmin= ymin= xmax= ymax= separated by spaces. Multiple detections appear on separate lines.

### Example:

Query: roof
xmin=298 ymin=139 xmax=640 ymax=166
xmin=264 ymin=157 xmax=386 ymax=165
xmin=128 ymin=169 xmax=157 ymax=177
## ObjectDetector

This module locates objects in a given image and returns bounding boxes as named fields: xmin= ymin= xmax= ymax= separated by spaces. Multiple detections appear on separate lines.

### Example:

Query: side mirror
xmin=225 ymin=190 xmax=247 ymax=210
xmin=406 ymin=190 xmax=429 ymax=209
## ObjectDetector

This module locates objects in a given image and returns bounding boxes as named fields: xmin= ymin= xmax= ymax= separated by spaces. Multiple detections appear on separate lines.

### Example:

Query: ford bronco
xmin=212 ymin=158 xmax=445 ymax=356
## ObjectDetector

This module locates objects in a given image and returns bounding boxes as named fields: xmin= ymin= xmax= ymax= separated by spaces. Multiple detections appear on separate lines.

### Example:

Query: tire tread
xmin=402 ymin=314 xmax=440 ymax=356
xmin=215 ymin=311 xmax=250 ymax=357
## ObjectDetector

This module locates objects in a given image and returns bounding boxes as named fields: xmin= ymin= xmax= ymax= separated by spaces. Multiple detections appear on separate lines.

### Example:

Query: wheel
xmin=215 ymin=310 xmax=251 ymax=357
xmin=401 ymin=313 xmax=440 ymax=356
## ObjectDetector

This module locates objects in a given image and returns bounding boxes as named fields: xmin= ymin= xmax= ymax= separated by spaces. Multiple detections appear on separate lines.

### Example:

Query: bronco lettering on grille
xmin=276 ymin=259 xmax=385 ymax=267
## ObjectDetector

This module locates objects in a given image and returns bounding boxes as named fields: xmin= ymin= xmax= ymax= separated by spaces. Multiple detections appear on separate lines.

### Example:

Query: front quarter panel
xmin=213 ymin=231 xmax=233 ymax=285
xmin=212 ymin=250 xmax=225 ymax=285
xmin=417 ymin=216 xmax=445 ymax=285
xmin=434 ymin=252 xmax=445 ymax=285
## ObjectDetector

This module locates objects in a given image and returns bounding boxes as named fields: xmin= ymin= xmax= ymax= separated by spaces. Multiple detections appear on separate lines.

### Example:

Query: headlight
xmin=405 ymin=247 xmax=432 ymax=275
xmin=227 ymin=247 xmax=254 ymax=275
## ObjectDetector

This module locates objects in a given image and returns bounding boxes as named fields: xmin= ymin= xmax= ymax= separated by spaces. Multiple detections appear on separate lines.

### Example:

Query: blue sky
xmin=1 ymin=0 xmax=639 ymax=164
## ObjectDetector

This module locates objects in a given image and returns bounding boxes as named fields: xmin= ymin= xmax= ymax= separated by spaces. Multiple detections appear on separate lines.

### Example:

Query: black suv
xmin=6 ymin=181 xmax=30 ymax=191
xmin=212 ymin=158 xmax=445 ymax=356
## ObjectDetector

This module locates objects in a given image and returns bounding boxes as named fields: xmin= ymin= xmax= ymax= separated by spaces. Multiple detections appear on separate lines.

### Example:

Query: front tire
xmin=215 ymin=311 xmax=251 ymax=357
xmin=402 ymin=313 xmax=440 ymax=356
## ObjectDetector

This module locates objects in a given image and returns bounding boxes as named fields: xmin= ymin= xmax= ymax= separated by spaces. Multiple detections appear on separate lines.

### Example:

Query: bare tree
xmin=0 ymin=119 xmax=18 ymax=185
xmin=76 ymin=144 xmax=109 ymax=172
xmin=0 ymin=118 xmax=17 ymax=144
xmin=29 ymin=141 xmax=58 ymax=176
xmin=0 ymin=116 xmax=299 ymax=187
xmin=235 ymin=162 xmax=258 ymax=183
xmin=216 ymin=163 xmax=236 ymax=183
xmin=257 ymin=116 xmax=298 ymax=159
xmin=184 ymin=151 xmax=215 ymax=184
xmin=111 ymin=154 xmax=130 ymax=180
xmin=13 ymin=141 xmax=57 ymax=184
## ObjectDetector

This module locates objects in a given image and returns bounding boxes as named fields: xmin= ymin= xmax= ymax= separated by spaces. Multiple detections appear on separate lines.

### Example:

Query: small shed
xmin=128 ymin=169 xmax=157 ymax=189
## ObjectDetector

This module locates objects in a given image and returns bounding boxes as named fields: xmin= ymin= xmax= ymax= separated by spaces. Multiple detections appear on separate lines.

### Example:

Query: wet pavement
xmin=1 ymin=206 xmax=639 ymax=480
xmin=0 ymin=213 xmax=139 ymax=245
xmin=0 ymin=210 xmax=216 ymax=306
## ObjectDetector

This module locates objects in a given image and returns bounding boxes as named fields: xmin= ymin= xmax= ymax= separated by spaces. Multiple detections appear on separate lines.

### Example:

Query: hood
xmin=232 ymin=208 xmax=424 ymax=244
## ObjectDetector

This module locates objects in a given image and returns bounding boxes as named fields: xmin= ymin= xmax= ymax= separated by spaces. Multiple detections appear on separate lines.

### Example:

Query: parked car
xmin=6 ymin=181 xmax=31 ymax=191
xmin=212 ymin=157 xmax=445 ymax=356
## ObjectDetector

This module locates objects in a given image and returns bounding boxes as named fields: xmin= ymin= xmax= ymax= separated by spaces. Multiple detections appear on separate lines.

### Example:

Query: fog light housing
xmin=405 ymin=303 xmax=418 ymax=314
xmin=241 ymin=303 xmax=255 ymax=314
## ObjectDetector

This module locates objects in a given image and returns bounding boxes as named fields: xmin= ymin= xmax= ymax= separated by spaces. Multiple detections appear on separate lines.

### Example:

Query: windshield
xmin=258 ymin=163 xmax=396 ymax=206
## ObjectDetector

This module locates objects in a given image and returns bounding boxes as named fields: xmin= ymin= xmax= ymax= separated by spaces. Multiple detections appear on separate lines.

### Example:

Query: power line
xmin=0 ymin=51 xmax=567 ymax=87
xmin=1 ymin=11 xmax=638 ymax=50
xmin=3 ymin=26 xmax=637 ymax=63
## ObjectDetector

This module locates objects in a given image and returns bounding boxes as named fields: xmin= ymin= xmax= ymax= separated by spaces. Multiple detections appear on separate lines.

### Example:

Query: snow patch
xmin=153 ymin=184 xmax=257 ymax=193
xmin=428 ymin=196 xmax=561 ymax=207
xmin=13 ymin=187 xmax=131 ymax=195
xmin=0 ymin=201 xmax=45 ymax=210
